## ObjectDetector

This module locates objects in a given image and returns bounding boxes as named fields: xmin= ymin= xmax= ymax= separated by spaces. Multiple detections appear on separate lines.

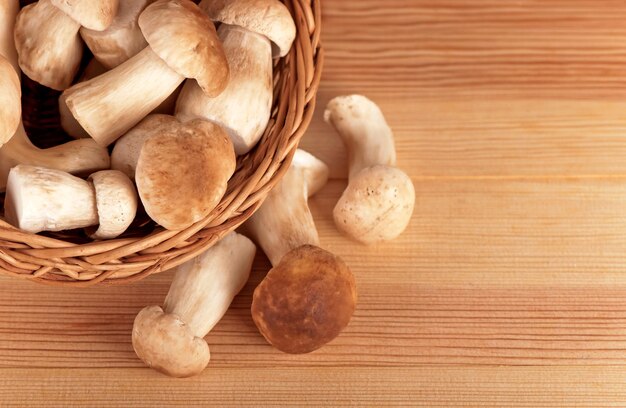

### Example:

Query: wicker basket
xmin=0 ymin=0 xmax=324 ymax=286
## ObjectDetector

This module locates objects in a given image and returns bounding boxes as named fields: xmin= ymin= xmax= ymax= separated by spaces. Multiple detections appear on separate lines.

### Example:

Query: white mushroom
xmin=60 ymin=0 xmax=229 ymax=146
xmin=13 ymin=0 xmax=119 ymax=90
xmin=80 ymin=0 xmax=154 ymax=69
xmin=132 ymin=231 xmax=256 ymax=377
xmin=59 ymin=59 xmax=181 ymax=139
xmin=5 ymin=165 xmax=137 ymax=237
xmin=87 ymin=170 xmax=138 ymax=240
xmin=325 ymin=95 xmax=415 ymax=245
xmin=245 ymin=150 xmax=357 ymax=354
xmin=177 ymin=0 xmax=296 ymax=155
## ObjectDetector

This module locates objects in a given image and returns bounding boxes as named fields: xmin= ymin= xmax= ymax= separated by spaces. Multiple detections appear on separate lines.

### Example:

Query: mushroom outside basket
xmin=0 ymin=0 xmax=324 ymax=286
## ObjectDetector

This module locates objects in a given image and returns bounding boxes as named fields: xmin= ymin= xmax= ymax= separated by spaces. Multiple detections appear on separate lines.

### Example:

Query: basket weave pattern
xmin=0 ymin=0 xmax=324 ymax=286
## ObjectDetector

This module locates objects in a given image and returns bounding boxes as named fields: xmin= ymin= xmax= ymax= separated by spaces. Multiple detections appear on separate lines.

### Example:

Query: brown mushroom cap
xmin=51 ymin=0 xmax=119 ymax=31
xmin=0 ymin=56 xmax=20 ymax=146
xmin=199 ymin=0 xmax=296 ymax=58
xmin=139 ymin=0 xmax=229 ymax=96
xmin=132 ymin=305 xmax=211 ymax=378
xmin=251 ymin=245 xmax=357 ymax=354
xmin=333 ymin=165 xmax=415 ymax=245
xmin=135 ymin=117 xmax=236 ymax=231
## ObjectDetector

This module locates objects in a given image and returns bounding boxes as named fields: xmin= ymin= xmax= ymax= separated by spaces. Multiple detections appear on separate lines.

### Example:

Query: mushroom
xmin=0 ymin=4 xmax=110 ymax=191
xmin=133 ymin=115 xmax=236 ymax=230
xmin=324 ymin=95 xmax=416 ymax=245
xmin=80 ymin=0 xmax=154 ymax=69
xmin=5 ymin=165 xmax=137 ymax=237
xmin=0 ymin=0 xmax=20 ymax=146
xmin=0 ymin=123 xmax=111 ymax=191
xmin=245 ymin=150 xmax=357 ymax=354
xmin=177 ymin=0 xmax=296 ymax=155
xmin=132 ymin=231 xmax=256 ymax=378
xmin=60 ymin=59 xmax=182 ymax=140
xmin=13 ymin=0 xmax=119 ymax=90
xmin=111 ymin=114 xmax=166 ymax=179
xmin=0 ymin=56 xmax=20 ymax=146
xmin=60 ymin=0 xmax=229 ymax=147
xmin=0 ymin=0 xmax=19 ymax=72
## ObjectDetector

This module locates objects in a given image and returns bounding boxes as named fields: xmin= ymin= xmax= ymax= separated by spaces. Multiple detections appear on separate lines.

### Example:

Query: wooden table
xmin=4 ymin=0 xmax=626 ymax=405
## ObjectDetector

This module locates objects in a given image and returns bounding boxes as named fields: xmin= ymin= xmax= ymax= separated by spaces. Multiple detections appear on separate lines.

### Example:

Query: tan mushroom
xmin=134 ymin=116 xmax=236 ymax=230
xmin=5 ymin=166 xmax=136 ymax=237
xmin=60 ymin=0 xmax=229 ymax=147
xmin=0 ymin=56 xmax=20 ymax=147
xmin=14 ymin=0 xmax=119 ymax=90
xmin=0 ymin=4 xmax=110 ymax=190
xmin=80 ymin=0 xmax=154 ymax=69
xmin=177 ymin=0 xmax=295 ymax=155
xmin=132 ymin=231 xmax=256 ymax=377
xmin=0 ymin=0 xmax=20 ymax=146
xmin=325 ymin=95 xmax=415 ymax=245
xmin=0 ymin=0 xmax=19 ymax=73
xmin=245 ymin=150 xmax=357 ymax=354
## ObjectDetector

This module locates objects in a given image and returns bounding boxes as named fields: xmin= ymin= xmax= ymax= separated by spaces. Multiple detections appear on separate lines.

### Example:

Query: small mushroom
xmin=13 ymin=0 xmax=119 ymax=90
xmin=325 ymin=95 xmax=415 ymax=245
xmin=176 ymin=0 xmax=296 ymax=155
xmin=134 ymin=116 xmax=236 ymax=230
xmin=87 ymin=170 xmax=138 ymax=240
xmin=132 ymin=231 xmax=256 ymax=377
xmin=80 ymin=0 xmax=154 ymax=69
xmin=5 ymin=165 xmax=136 ymax=237
xmin=60 ymin=0 xmax=229 ymax=146
xmin=0 ymin=56 xmax=20 ymax=146
xmin=245 ymin=150 xmax=357 ymax=354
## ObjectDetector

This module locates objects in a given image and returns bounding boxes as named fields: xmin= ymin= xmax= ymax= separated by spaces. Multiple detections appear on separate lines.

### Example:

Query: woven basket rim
xmin=0 ymin=0 xmax=324 ymax=286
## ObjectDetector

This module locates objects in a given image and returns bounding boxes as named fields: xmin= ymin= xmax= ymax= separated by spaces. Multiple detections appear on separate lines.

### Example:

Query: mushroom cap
xmin=333 ymin=165 xmax=415 ymax=245
xmin=199 ymin=0 xmax=296 ymax=58
xmin=14 ymin=0 xmax=84 ymax=90
xmin=111 ymin=114 xmax=169 ymax=179
xmin=251 ymin=245 xmax=357 ymax=354
xmin=88 ymin=170 xmax=138 ymax=240
xmin=139 ymin=0 xmax=229 ymax=97
xmin=51 ymin=0 xmax=119 ymax=31
xmin=80 ymin=0 xmax=153 ymax=69
xmin=135 ymin=117 xmax=236 ymax=231
xmin=132 ymin=305 xmax=210 ymax=378
xmin=0 ymin=56 xmax=20 ymax=147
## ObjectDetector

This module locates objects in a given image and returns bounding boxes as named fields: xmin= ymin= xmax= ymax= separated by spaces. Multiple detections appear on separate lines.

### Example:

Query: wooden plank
xmin=1 ymin=367 xmax=626 ymax=407
xmin=1 ymin=179 xmax=626 ymax=371
xmin=301 ymin=98 xmax=626 ymax=179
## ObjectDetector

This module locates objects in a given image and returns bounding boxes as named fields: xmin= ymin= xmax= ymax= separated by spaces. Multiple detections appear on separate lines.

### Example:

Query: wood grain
xmin=4 ymin=0 xmax=626 ymax=405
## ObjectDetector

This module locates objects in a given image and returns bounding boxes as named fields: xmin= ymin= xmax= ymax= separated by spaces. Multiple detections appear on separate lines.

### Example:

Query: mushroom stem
xmin=324 ymin=95 xmax=397 ymax=180
xmin=132 ymin=231 xmax=256 ymax=377
xmin=80 ymin=0 xmax=151 ymax=69
xmin=61 ymin=47 xmax=185 ymax=146
xmin=176 ymin=24 xmax=273 ymax=155
xmin=5 ymin=165 xmax=98 ymax=233
xmin=164 ymin=232 xmax=256 ymax=338
xmin=245 ymin=150 xmax=329 ymax=266
xmin=0 ymin=123 xmax=111 ymax=191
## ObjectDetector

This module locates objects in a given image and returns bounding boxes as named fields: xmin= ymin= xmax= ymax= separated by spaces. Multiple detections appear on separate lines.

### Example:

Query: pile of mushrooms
xmin=1 ymin=0 xmax=416 ymax=378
